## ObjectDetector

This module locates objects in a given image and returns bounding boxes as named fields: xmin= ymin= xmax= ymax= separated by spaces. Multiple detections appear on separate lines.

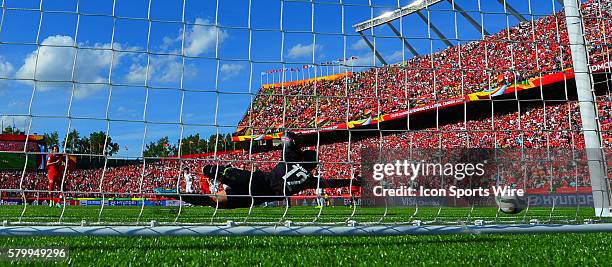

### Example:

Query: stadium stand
xmin=237 ymin=0 xmax=610 ymax=133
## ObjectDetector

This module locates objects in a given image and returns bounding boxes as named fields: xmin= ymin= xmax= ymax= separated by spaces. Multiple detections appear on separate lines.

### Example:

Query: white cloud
xmin=0 ymin=57 xmax=14 ymax=77
xmin=184 ymin=18 xmax=228 ymax=57
xmin=387 ymin=50 xmax=406 ymax=62
xmin=125 ymin=62 xmax=146 ymax=84
xmin=15 ymin=35 xmax=125 ymax=99
xmin=220 ymin=63 xmax=244 ymax=80
xmin=287 ymin=43 xmax=321 ymax=59
xmin=7 ymin=99 xmax=25 ymax=108
xmin=125 ymin=18 xmax=220 ymax=84
xmin=13 ymin=19 xmax=224 ymax=98
xmin=347 ymin=53 xmax=378 ymax=67
xmin=0 ymin=57 xmax=14 ymax=94
xmin=346 ymin=50 xmax=405 ymax=68
xmin=351 ymin=39 xmax=369 ymax=51
xmin=125 ymin=56 xmax=197 ymax=84
xmin=116 ymin=106 xmax=138 ymax=118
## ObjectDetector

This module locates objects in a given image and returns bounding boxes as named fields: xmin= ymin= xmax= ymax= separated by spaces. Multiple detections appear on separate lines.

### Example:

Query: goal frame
xmin=0 ymin=0 xmax=611 ymax=236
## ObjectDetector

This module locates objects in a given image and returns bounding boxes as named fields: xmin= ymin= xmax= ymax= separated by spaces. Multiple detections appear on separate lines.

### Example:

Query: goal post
xmin=563 ymin=0 xmax=612 ymax=217
xmin=0 ymin=0 xmax=611 ymax=236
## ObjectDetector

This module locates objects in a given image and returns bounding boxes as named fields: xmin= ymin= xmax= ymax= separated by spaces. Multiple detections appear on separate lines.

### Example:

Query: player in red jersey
xmin=199 ymin=174 xmax=211 ymax=195
xmin=46 ymin=145 xmax=64 ymax=208
xmin=199 ymin=169 xmax=225 ymax=195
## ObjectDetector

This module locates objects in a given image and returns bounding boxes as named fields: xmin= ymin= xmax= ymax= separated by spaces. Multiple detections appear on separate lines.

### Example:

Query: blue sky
xmin=0 ymin=0 xmax=566 ymax=157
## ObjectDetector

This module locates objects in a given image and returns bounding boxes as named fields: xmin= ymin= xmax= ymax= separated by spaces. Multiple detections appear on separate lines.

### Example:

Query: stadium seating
xmin=238 ymin=0 xmax=611 ymax=133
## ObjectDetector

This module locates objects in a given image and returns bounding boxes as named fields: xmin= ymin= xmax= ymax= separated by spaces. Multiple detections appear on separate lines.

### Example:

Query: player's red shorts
xmin=47 ymin=170 xmax=62 ymax=183
xmin=200 ymin=175 xmax=210 ymax=194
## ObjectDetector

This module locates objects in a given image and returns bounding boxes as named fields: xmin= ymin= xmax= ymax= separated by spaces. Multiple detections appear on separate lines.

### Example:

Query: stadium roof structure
xmin=352 ymin=0 xmax=564 ymax=65
xmin=352 ymin=0 xmax=446 ymax=33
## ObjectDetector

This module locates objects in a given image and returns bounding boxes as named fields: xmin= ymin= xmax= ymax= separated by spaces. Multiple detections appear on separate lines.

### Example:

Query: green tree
xmin=225 ymin=134 xmax=235 ymax=151
xmin=43 ymin=131 xmax=60 ymax=150
xmin=179 ymin=134 xmax=210 ymax=155
xmin=2 ymin=126 xmax=24 ymax=135
xmin=143 ymin=137 xmax=177 ymax=157
xmin=62 ymin=130 xmax=120 ymax=156
xmin=207 ymin=134 xmax=218 ymax=152
xmin=89 ymin=131 xmax=120 ymax=156
xmin=207 ymin=133 xmax=229 ymax=152
xmin=64 ymin=129 xmax=82 ymax=153
xmin=2 ymin=126 xmax=14 ymax=134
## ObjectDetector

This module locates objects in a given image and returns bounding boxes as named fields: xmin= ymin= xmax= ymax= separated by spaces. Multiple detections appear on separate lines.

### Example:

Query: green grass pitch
xmin=1 ymin=205 xmax=612 ymax=265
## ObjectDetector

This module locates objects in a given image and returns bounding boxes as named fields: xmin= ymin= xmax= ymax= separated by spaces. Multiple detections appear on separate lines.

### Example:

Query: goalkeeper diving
xmin=165 ymin=132 xmax=360 ymax=209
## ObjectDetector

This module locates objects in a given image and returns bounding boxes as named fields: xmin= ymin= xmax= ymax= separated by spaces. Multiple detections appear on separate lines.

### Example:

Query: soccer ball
xmin=495 ymin=194 xmax=527 ymax=214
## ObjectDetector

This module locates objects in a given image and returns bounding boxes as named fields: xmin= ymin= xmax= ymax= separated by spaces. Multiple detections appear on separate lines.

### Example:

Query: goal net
xmin=0 ymin=0 xmax=611 ymax=234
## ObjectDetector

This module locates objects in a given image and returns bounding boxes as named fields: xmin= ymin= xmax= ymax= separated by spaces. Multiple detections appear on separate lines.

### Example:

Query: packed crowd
xmin=1 ymin=94 xmax=610 ymax=199
xmin=238 ymin=0 xmax=611 ymax=134
xmin=0 ymin=141 xmax=39 ymax=152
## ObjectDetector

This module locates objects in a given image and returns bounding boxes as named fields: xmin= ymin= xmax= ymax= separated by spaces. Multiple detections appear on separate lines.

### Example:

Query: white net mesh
xmin=0 ymin=0 xmax=610 ymax=227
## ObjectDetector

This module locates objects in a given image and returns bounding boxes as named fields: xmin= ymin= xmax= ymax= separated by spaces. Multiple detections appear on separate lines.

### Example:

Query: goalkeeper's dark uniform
xmin=183 ymin=133 xmax=358 ymax=209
